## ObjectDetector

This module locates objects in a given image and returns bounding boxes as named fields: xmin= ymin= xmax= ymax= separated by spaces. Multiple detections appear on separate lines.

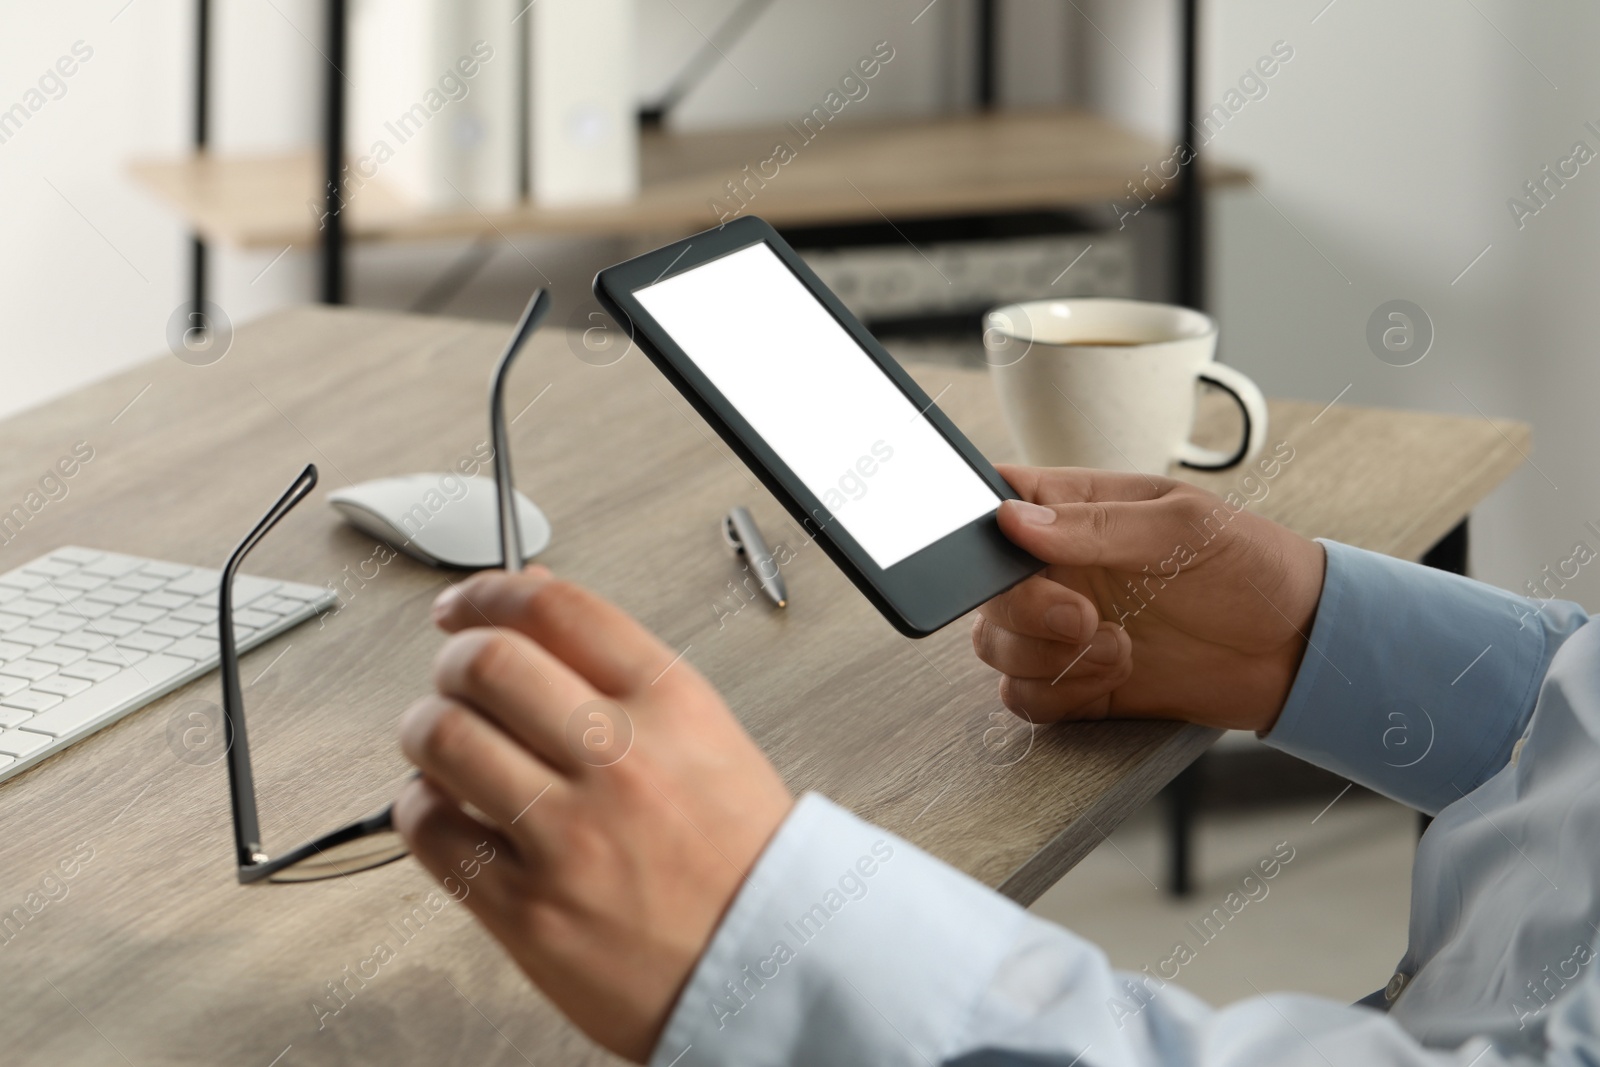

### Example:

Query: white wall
xmin=1198 ymin=0 xmax=1600 ymax=601
xmin=0 ymin=3 xmax=188 ymax=418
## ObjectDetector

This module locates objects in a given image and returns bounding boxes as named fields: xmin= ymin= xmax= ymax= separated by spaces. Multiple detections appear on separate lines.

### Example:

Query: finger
xmin=972 ymin=617 xmax=1123 ymax=680
xmin=393 ymin=776 xmax=522 ymax=911
xmin=433 ymin=626 xmax=599 ymax=771
xmin=399 ymin=692 xmax=568 ymax=830
xmin=996 ymin=489 xmax=1215 ymax=571
xmin=996 ymin=464 xmax=1176 ymax=505
xmin=997 ymin=626 xmax=1134 ymax=723
xmin=977 ymin=573 xmax=1100 ymax=643
xmin=433 ymin=570 xmax=681 ymax=697
xmin=431 ymin=566 xmax=555 ymax=635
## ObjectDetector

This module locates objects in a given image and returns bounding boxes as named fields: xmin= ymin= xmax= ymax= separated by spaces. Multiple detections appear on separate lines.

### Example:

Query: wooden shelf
xmin=129 ymin=108 xmax=1249 ymax=250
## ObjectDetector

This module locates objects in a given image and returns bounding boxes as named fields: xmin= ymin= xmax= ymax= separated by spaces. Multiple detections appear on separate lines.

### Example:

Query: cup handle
xmin=1176 ymin=362 xmax=1268 ymax=471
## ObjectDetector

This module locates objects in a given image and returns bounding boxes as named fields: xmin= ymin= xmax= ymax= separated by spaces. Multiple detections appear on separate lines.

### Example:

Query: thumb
xmin=996 ymin=495 xmax=1207 ymax=571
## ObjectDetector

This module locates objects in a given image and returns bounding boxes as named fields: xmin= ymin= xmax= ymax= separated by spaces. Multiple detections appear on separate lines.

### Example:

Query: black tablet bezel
xmin=593 ymin=215 xmax=1042 ymax=637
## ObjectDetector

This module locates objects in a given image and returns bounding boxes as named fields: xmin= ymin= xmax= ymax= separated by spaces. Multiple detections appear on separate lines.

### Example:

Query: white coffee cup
xmin=983 ymin=298 xmax=1267 ymax=474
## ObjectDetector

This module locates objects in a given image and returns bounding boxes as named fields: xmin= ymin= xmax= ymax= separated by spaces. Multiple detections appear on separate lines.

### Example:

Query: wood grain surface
xmin=129 ymin=109 xmax=1249 ymax=249
xmin=0 ymin=307 xmax=1527 ymax=1065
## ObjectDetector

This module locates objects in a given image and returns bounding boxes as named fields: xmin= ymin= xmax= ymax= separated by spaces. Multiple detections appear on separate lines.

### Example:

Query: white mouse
xmin=327 ymin=473 xmax=552 ymax=570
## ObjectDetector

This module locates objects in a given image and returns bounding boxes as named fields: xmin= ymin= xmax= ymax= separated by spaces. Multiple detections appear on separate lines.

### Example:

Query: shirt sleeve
xmin=649 ymin=793 xmax=1541 ymax=1067
xmin=1262 ymin=540 xmax=1588 ymax=815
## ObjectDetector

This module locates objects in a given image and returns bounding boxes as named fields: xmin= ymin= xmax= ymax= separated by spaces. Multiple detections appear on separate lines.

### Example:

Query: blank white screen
xmin=636 ymin=243 xmax=998 ymax=568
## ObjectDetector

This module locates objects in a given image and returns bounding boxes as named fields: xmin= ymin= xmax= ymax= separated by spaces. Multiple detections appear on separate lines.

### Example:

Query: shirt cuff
xmin=1263 ymin=539 xmax=1585 ymax=813
xmin=649 ymin=793 xmax=1030 ymax=1067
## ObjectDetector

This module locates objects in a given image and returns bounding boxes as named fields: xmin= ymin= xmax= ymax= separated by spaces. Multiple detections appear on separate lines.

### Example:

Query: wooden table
xmin=0 ymin=308 xmax=1528 ymax=1065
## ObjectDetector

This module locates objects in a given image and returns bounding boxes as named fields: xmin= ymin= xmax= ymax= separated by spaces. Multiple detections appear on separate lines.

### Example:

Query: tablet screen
xmin=635 ymin=243 xmax=1000 ymax=569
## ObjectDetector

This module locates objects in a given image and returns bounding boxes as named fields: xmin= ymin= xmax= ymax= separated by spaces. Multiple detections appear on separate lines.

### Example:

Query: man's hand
xmin=392 ymin=568 xmax=794 ymax=1063
xmin=975 ymin=465 xmax=1326 ymax=733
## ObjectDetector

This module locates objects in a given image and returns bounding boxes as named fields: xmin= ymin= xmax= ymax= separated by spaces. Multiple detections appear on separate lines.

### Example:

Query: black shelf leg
xmin=321 ymin=0 xmax=347 ymax=305
xmin=190 ymin=0 xmax=210 ymax=325
xmin=976 ymin=0 xmax=998 ymax=110
xmin=190 ymin=236 xmax=207 ymax=324
xmin=1174 ymin=0 xmax=1203 ymax=310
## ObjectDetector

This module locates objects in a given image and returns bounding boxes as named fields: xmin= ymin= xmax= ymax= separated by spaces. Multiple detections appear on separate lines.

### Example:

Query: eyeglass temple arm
xmin=220 ymin=463 xmax=319 ymax=869
xmin=489 ymin=289 xmax=553 ymax=574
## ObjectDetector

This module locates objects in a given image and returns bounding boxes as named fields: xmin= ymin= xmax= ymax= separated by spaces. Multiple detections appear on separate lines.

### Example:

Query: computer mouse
xmin=327 ymin=473 xmax=552 ymax=570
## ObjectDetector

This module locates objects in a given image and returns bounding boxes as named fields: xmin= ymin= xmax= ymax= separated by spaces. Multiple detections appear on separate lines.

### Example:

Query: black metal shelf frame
xmin=186 ymin=0 xmax=1208 ymax=317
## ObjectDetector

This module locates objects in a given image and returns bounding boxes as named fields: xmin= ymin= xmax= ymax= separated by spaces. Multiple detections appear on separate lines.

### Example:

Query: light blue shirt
xmin=649 ymin=540 xmax=1600 ymax=1066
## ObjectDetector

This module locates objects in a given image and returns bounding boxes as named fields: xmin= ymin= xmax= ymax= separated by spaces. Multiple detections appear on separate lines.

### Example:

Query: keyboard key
xmin=59 ymin=660 xmax=120 ymax=683
xmin=272 ymin=583 xmax=326 ymax=602
xmin=3 ymin=661 xmax=56 ymax=682
xmin=5 ymin=599 xmax=55 ymax=619
xmin=164 ymin=636 xmax=219 ymax=662
xmin=83 ymin=618 xmax=140 ymax=639
xmin=234 ymin=609 xmax=280 ymax=629
xmin=27 ymin=587 xmax=73 ymax=604
xmin=141 ymin=562 xmax=190 ymax=579
xmin=85 ymin=586 xmax=140 ymax=606
xmin=112 ymin=574 xmax=165 ymax=593
xmin=21 ymin=559 xmax=74 ymax=578
xmin=52 ymin=573 xmax=108 ymax=592
xmin=0 ymin=675 xmax=27 ymax=697
xmin=33 ymin=614 xmax=88 ymax=634
xmin=145 ymin=618 xmax=200 ymax=639
xmin=89 ymin=647 xmax=145 ymax=667
xmin=164 ymin=571 xmax=218 ymax=597
xmin=0 ymin=612 xmax=28 ymax=633
xmin=172 ymin=605 xmax=216 ymax=625
xmin=0 ymin=691 xmax=60 ymax=713
xmin=111 ymin=605 xmax=164 ymax=624
xmin=29 ymin=646 xmax=85 ymax=667
xmin=4 ymin=628 xmax=56 ymax=647
xmin=55 ymin=632 xmax=111 ymax=652
xmin=25 ymin=655 xmax=192 ymax=738
xmin=118 ymin=633 xmax=173 ymax=654
xmin=33 ymin=676 xmax=91 ymax=698
xmin=0 ymin=709 xmax=33 ymax=729
xmin=0 ymin=572 xmax=47 ymax=591
xmin=0 ymin=586 xmax=20 ymax=605
xmin=0 ymin=729 xmax=54 ymax=757
xmin=250 ymin=596 xmax=296 ymax=615
xmin=140 ymin=591 xmax=191 ymax=611
xmin=199 ymin=577 xmax=280 ymax=610
xmin=58 ymin=599 xmax=113 ymax=619
xmin=82 ymin=554 xmax=143 ymax=578
xmin=50 ymin=547 xmax=103 ymax=565
xmin=0 ymin=641 xmax=29 ymax=661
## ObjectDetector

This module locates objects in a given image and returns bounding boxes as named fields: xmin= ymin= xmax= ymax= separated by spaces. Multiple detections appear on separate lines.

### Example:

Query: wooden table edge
xmin=997 ymin=723 xmax=1222 ymax=904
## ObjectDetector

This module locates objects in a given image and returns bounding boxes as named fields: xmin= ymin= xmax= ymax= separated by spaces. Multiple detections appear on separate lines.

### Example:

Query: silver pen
xmin=722 ymin=507 xmax=788 ymax=609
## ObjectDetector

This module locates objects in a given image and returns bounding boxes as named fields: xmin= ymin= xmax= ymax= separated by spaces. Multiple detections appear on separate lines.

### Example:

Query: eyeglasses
xmin=222 ymin=289 xmax=553 ymax=883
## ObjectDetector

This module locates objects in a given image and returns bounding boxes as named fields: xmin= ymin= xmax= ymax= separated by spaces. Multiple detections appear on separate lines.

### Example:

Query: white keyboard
xmin=0 ymin=547 xmax=337 ymax=785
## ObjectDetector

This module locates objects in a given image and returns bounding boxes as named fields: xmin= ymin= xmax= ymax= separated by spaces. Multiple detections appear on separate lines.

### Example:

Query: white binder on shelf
xmin=348 ymin=0 xmax=520 ymax=213
xmin=528 ymin=0 xmax=640 ymax=207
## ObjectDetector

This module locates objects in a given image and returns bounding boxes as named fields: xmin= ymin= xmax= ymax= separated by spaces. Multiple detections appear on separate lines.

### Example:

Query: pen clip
xmin=721 ymin=511 xmax=747 ymax=555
